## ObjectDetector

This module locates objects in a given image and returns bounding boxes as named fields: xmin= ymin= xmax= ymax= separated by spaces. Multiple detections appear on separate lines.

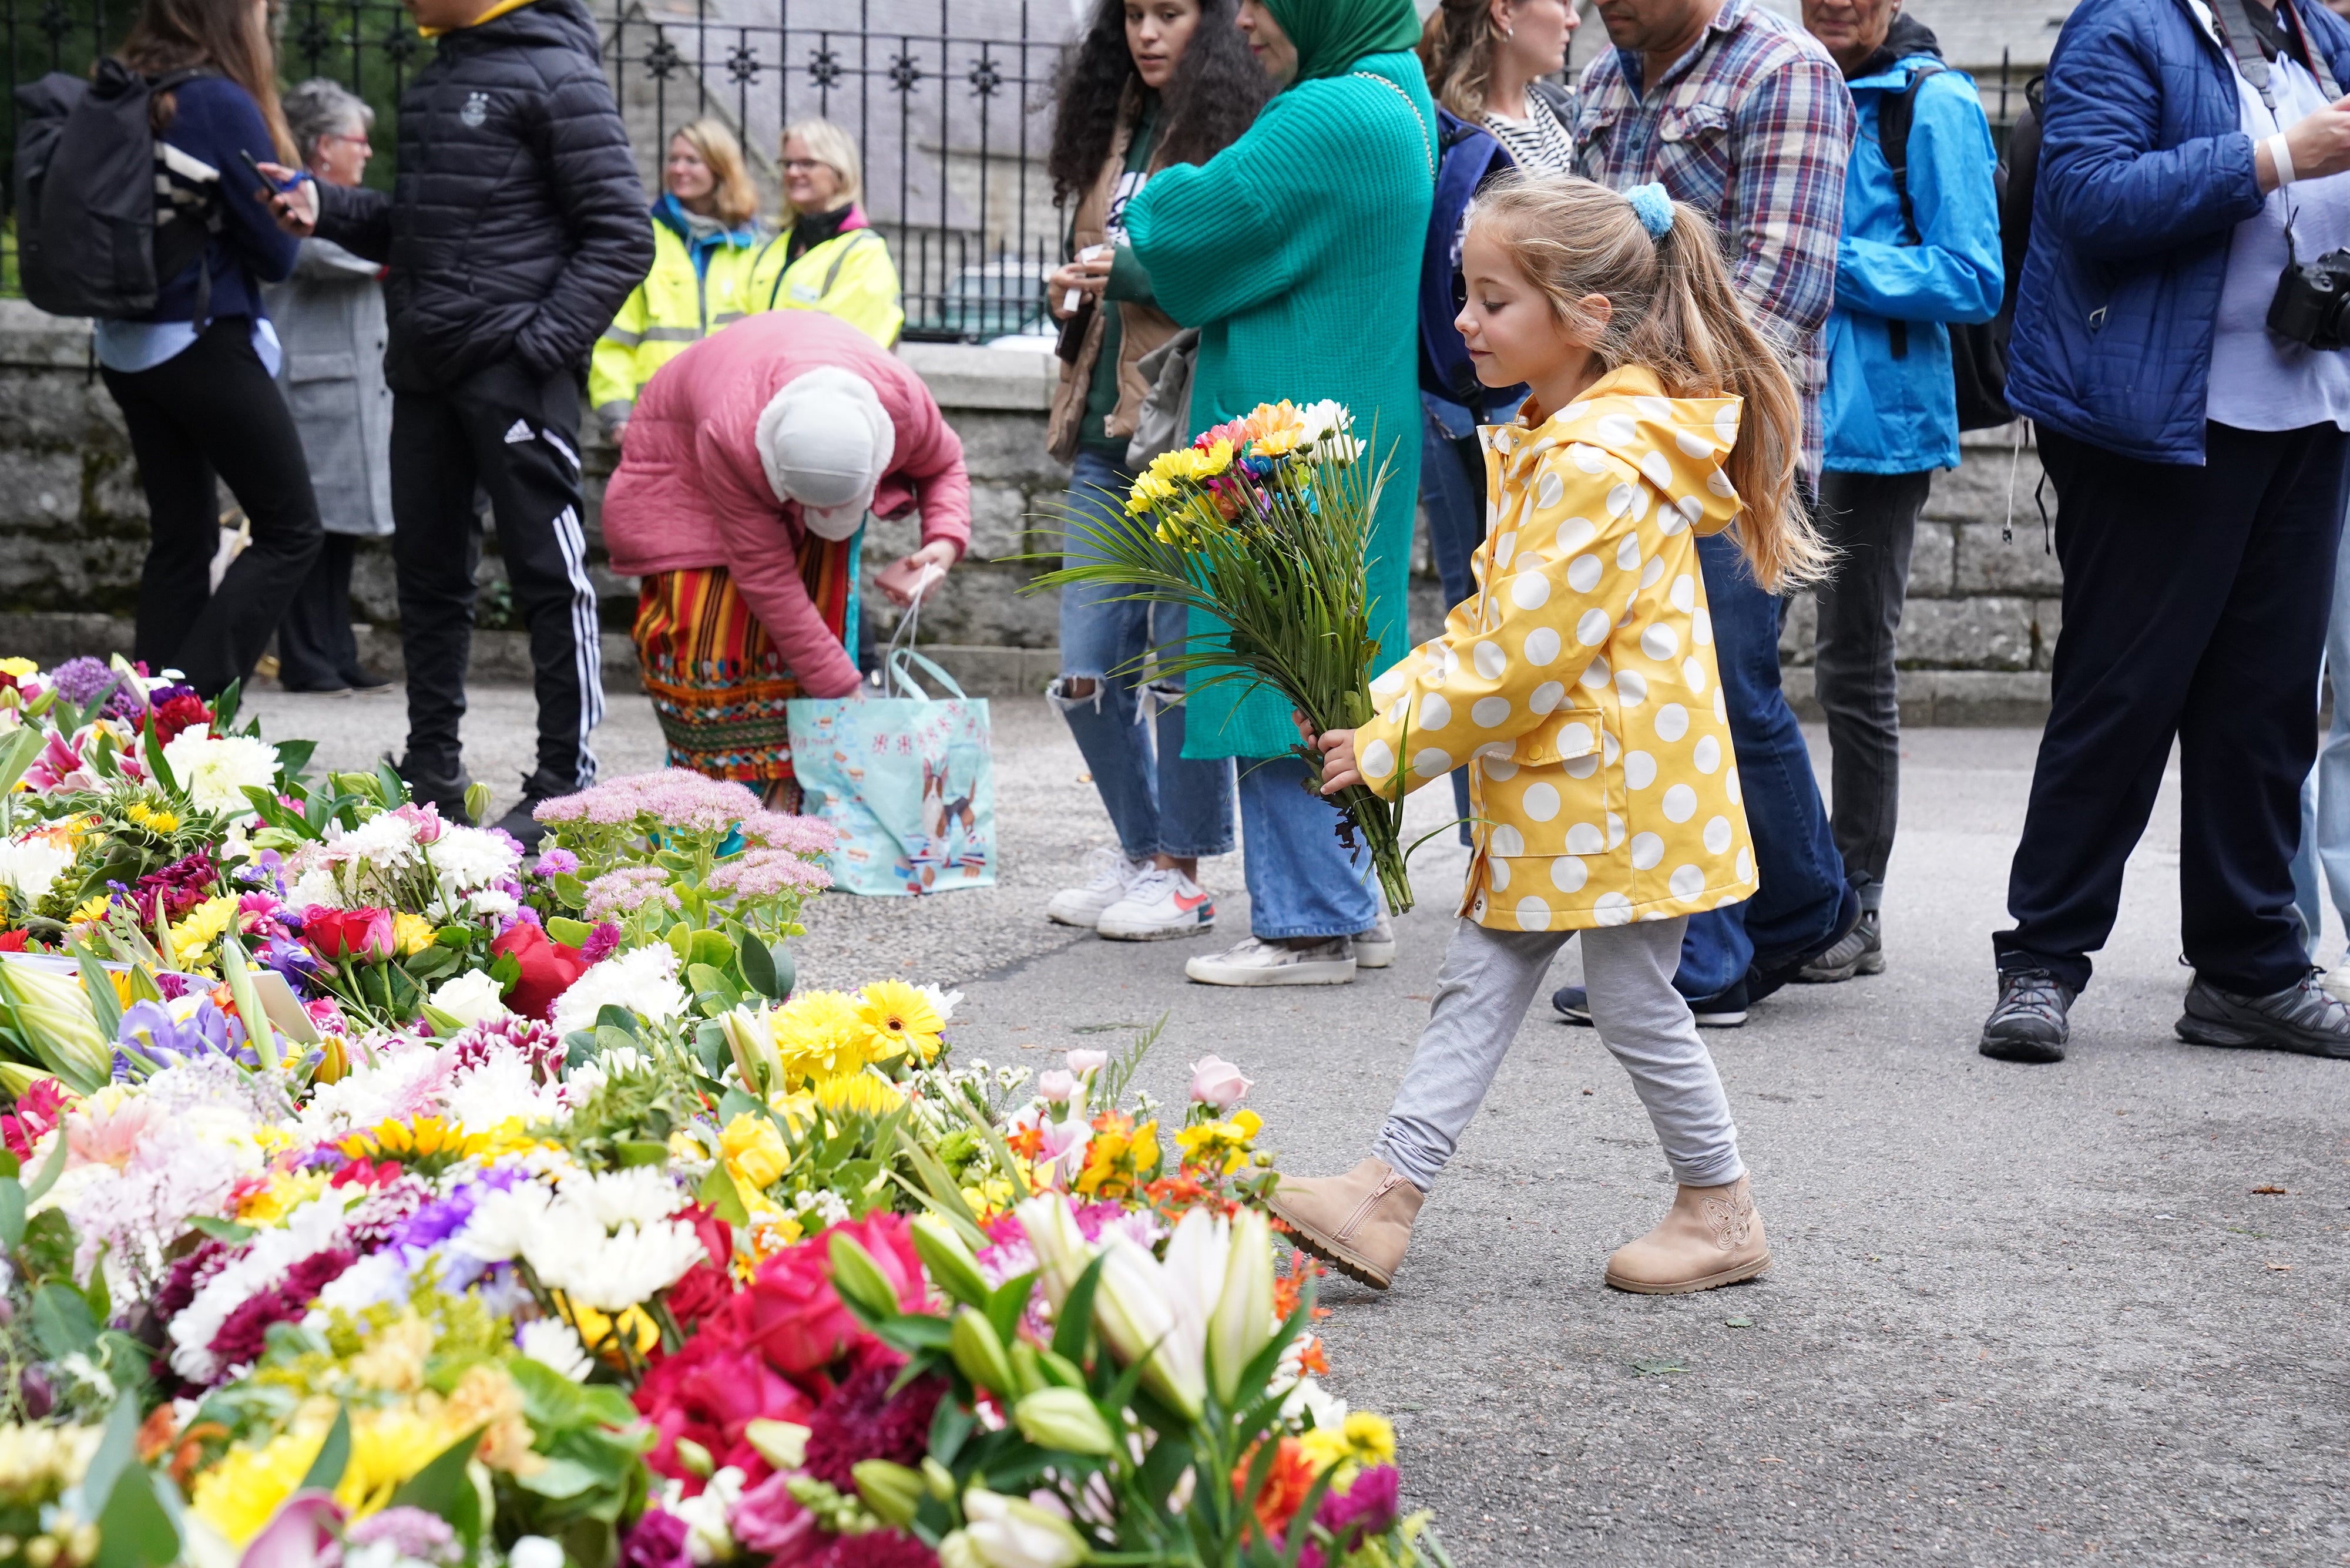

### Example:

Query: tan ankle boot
xmin=1265 ymin=1158 xmax=1424 ymax=1290
xmin=1603 ymin=1174 xmax=1771 ymax=1294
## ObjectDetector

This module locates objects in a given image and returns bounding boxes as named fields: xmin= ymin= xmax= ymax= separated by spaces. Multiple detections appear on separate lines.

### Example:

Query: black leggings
xmin=101 ymin=317 xmax=323 ymax=696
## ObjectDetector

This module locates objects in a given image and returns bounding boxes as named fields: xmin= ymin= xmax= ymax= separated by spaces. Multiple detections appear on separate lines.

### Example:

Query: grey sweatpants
xmin=1374 ymin=916 xmax=1745 ymax=1191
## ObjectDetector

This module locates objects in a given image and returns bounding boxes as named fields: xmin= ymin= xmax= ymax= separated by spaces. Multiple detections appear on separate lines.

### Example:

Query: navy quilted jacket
xmin=2012 ymin=0 xmax=2350 ymax=465
xmin=314 ymin=0 xmax=652 ymax=392
xmin=2007 ymin=0 xmax=2350 ymax=464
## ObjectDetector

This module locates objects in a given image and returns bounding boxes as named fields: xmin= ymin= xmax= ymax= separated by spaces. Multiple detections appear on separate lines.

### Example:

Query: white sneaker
xmin=2323 ymin=966 xmax=2350 ymax=1006
xmin=1048 ymin=848 xmax=1147 ymax=928
xmin=1354 ymin=915 xmax=1396 ymax=969
xmin=1096 ymin=865 xmax=1217 ymax=941
xmin=1184 ymin=935 xmax=1357 ymax=987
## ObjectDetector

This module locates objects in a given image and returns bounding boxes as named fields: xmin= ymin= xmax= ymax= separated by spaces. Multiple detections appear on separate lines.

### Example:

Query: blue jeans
xmin=1421 ymin=394 xmax=1486 ymax=844
xmin=1239 ymin=754 xmax=1379 ymax=939
xmin=1677 ymin=530 xmax=1854 ymax=998
xmin=1051 ymin=449 xmax=1236 ymax=861
xmin=2291 ymin=496 xmax=2350 ymax=958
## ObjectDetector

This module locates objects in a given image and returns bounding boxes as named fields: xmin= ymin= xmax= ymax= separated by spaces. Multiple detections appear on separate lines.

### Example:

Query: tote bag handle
xmin=877 ymin=589 xmax=972 ymax=703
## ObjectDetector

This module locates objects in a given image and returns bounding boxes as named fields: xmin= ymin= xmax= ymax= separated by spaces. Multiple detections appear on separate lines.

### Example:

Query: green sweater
xmin=1125 ymin=51 xmax=1435 ymax=761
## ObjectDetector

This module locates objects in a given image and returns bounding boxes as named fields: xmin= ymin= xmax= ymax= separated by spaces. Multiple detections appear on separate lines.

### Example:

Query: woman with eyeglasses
xmin=746 ymin=119 xmax=904 ymax=346
xmin=262 ymin=77 xmax=394 ymax=696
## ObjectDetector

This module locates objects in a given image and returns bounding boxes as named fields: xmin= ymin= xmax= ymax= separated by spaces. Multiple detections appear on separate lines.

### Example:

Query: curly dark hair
xmin=1046 ymin=0 xmax=1273 ymax=205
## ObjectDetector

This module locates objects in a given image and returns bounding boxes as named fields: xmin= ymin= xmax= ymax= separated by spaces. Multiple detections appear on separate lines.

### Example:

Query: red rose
xmin=664 ymin=1208 xmax=736 ymax=1331
xmin=302 ymin=906 xmax=395 ymax=964
xmin=633 ymin=1332 xmax=815 ymax=1492
xmin=491 ymin=922 xmax=590 ymax=1022
xmin=733 ymin=1213 xmax=926 ymax=1380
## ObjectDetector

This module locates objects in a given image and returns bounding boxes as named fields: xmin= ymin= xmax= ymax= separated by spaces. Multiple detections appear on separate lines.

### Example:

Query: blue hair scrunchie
xmin=1627 ymin=182 xmax=1674 ymax=240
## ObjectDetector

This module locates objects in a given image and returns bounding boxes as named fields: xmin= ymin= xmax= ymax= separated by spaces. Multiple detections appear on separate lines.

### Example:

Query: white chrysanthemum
xmin=285 ymin=865 xmax=341 ymax=911
xmin=453 ymin=1183 xmax=553 ymax=1264
xmin=428 ymin=825 xmax=522 ymax=894
xmin=516 ymin=1318 xmax=593 ymax=1382
xmin=446 ymin=1043 xmax=565 ymax=1129
xmin=549 ymin=945 xmax=687 ymax=1038
xmin=466 ymin=888 xmax=519 ymax=919
xmin=334 ymin=810 xmax=421 ymax=867
xmin=290 ymin=1038 xmax=445 ymax=1143
xmin=557 ymin=1165 xmax=687 ymax=1231
xmin=0 ymin=837 xmax=75 ymax=902
xmin=160 ymin=731 xmax=280 ymax=814
xmin=456 ymin=1171 xmax=703 ymax=1312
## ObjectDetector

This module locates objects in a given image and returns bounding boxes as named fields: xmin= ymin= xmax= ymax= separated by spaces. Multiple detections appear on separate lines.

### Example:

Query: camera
xmin=2267 ymin=247 xmax=2350 ymax=350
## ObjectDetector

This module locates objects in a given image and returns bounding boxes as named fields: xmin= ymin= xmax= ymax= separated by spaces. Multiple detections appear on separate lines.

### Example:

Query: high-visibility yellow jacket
xmin=590 ymin=199 xmax=762 ymax=431
xmin=746 ymin=207 xmax=904 ymax=347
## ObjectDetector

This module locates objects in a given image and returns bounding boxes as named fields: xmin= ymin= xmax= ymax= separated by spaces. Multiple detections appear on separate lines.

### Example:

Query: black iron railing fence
xmin=2 ymin=2 xmax=2042 ymax=339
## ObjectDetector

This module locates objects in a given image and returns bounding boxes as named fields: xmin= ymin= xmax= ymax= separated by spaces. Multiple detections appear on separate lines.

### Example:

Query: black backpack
xmin=13 ymin=61 xmax=212 ymax=319
xmin=1876 ymin=61 xmax=2015 ymax=431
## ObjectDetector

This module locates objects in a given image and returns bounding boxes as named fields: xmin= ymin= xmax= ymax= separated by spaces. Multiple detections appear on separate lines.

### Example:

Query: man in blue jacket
xmin=1800 ymin=1 xmax=2002 ymax=978
xmin=1986 ymin=0 xmax=2350 ymax=1062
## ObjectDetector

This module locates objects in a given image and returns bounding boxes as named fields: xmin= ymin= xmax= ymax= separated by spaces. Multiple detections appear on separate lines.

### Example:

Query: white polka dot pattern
xmin=1343 ymin=365 xmax=1753 ymax=932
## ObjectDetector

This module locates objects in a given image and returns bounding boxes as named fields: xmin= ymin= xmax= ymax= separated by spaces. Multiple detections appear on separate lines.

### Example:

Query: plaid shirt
xmin=1574 ymin=0 xmax=1854 ymax=483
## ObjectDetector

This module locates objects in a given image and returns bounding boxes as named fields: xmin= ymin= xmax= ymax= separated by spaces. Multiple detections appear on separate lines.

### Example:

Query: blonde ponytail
xmin=1419 ymin=0 xmax=1499 ymax=119
xmin=1466 ymin=172 xmax=1830 ymax=593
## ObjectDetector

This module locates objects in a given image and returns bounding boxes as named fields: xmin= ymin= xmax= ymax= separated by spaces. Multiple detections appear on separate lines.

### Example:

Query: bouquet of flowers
xmin=1032 ymin=403 xmax=1419 ymax=915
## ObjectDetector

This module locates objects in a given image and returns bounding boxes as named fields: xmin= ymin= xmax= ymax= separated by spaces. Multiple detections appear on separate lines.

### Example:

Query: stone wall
xmin=0 ymin=298 xmax=2054 ymax=718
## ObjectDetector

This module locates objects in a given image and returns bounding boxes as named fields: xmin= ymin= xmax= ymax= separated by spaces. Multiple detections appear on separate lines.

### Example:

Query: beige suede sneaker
xmin=1603 ymin=1174 xmax=1771 ymax=1294
xmin=1265 ymin=1158 xmax=1425 ymax=1291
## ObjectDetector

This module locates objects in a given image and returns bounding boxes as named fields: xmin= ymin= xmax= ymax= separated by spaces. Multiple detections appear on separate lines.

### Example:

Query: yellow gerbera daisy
xmin=854 ymin=979 xmax=944 ymax=1064
xmin=811 ymin=1070 xmax=905 ymax=1118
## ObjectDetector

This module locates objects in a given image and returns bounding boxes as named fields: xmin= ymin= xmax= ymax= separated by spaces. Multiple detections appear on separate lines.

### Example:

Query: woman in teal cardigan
xmin=1126 ymin=0 xmax=1434 ymax=988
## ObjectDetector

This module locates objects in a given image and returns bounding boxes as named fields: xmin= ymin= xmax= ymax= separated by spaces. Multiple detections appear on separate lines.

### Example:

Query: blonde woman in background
xmin=748 ymin=118 xmax=904 ymax=345
xmin=590 ymin=119 xmax=765 ymax=442
xmin=1418 ymin=0 xmax=1578 ymax=168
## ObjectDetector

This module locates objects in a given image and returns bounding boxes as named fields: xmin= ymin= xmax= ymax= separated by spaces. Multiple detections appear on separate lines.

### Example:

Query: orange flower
xmin=1235 ymin=1436 xmax=1319 ymax=1539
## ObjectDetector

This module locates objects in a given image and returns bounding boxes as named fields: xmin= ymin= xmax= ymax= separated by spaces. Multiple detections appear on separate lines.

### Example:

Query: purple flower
xmin=580 ymin=922 xmax=622 ymax=964
xmin=1315 ymin=1464 xmax=1401 ymax=1550
xmin=619 ymin=1510 xmax=691 ymax=1568
xmin=533 ymin=847 xmax=579 ymax=878
xmin=114 ymin=996 xmax=257 ymax=1076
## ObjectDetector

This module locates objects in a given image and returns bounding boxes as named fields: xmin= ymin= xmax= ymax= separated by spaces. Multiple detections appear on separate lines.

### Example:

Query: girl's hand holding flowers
xmin=1293 ymin=710 xmax=1362 ymax=795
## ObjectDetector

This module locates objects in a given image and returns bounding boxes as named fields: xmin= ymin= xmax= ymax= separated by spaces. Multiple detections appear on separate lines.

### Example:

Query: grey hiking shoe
xmin=1797 ymin=909 xmax=1884 ymax=982
xmin=2176 ymin=972 xmax=2350 ymax=1059
xmin=1979 ymin=968 xmax=2075 ymax=1063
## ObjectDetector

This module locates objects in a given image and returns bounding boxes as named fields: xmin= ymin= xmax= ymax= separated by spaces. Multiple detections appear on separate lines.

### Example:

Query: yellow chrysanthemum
xmin=338 ymin=1405 xmax=465 ymax=1520
xmin=1176 ymin=1109 xmax=1264 ymax=1177
xmin=722 ymin=1112 xmax=789 ymax=1192
xmin=855 ymin=979 xmax=944 ymax=1064
xmin=168 ymin=895 xmax=237 ymax=970
xmin=191 ymin=1431 xmax=323 ymax=1545
xmin=392 ymin=912 xmax=436 ymax=957
xmin=559 ymin=1298 xmax=661 ymax=1362
xmin=237 ymin=1168 xmax=329 ymax=1227
xmin=1297 ymin=1410 xmax=1397 ymax=1479
xmin=771 ymin=989 xmax=872 ymax=1080
xmin=812 ymin=1070 xmax=905 ymax=1118
xmin=68 ymin=897 xmax=112 ymax=929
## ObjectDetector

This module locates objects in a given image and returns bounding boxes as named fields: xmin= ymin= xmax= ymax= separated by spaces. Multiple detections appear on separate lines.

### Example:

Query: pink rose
xmin=1036 ymin=1069 xmax=1077 ymax=1103
xmin=1187 ymin=1053 xmax=1254 ymax=1110
xmin=1065 ymin=1049 xmax=1109 ymax=1075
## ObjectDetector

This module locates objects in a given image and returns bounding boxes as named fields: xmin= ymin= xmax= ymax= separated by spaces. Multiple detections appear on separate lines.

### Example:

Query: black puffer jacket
xmin=315 ymin=0 xmax=653 ymax=392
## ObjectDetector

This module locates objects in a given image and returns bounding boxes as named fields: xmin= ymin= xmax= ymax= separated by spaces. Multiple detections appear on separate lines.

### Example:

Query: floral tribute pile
xmin=0 ymin=657 xmax=1453 ymax=1568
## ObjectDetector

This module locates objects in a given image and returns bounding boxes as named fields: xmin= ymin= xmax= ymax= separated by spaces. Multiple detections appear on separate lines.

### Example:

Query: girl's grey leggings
xmin=1373 ymin=916 xmax=1745 ymax=1191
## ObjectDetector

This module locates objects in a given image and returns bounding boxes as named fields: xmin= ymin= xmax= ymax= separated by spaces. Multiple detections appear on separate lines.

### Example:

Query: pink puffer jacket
xmin=601 ymin=310 xmax=971 ymax=698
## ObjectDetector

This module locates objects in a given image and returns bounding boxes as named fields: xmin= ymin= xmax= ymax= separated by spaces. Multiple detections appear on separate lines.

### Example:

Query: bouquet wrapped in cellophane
xmin=1035 ymin=401 xmax=1419 ymax=915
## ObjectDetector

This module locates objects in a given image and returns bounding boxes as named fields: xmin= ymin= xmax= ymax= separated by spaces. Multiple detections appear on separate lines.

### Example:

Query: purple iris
xmin=113 ymin=996 xmax=257 ymax=1077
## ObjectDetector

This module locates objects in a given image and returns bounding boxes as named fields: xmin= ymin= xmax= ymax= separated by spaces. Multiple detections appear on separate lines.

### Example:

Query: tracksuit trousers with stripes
xmin=390 ymin=357 xmax=604 ymax=798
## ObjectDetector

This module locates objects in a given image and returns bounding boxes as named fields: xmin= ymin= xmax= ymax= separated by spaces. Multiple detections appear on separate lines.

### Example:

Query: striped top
xmin=1482 ymin=104 xmax=1574 ymax=173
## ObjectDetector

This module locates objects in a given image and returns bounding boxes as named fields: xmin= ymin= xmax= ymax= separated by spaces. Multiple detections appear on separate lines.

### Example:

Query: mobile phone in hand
xmin=239 ymin=149 xmax=305 ymax=194
xmin=876 ymin=556 xmax=946 ymax=606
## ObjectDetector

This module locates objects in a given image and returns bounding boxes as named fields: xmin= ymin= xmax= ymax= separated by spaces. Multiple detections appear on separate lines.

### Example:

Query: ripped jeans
xmin=1050 ymin=449 xmax=1236 ymax=861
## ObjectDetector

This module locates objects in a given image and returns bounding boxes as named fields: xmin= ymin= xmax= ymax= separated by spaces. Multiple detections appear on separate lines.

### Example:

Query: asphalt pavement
xmin=246 ymin=683 xmax=2350 ymax=1565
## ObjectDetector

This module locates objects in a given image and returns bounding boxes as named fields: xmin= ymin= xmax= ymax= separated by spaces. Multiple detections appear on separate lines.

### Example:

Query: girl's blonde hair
xmin=781 ymin=117 xmax=863 ymax=213
xmin=1469 ymin=172 xmax=1829 ymax=593
xmin=1418 ymin=0 xmax=1501 ymax=118
xmin=673 ymin=119 xmax=760 ymax=229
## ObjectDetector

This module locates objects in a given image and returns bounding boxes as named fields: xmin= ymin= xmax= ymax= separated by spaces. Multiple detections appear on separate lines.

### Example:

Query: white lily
xmin=1096 ymin=1230 xmax=1207 ymax=1421
xmin=1208 ymin=1206 xmax=1276 ymax=1406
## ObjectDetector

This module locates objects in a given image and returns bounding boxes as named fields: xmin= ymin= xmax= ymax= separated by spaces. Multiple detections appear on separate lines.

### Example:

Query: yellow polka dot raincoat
xmin=1353 ymin=364 xmax=1757 ymax=932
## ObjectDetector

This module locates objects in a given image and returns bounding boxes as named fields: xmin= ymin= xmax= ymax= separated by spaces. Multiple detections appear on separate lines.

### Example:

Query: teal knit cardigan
xmin=1125 ymin=51 xmax=1435 ymax=761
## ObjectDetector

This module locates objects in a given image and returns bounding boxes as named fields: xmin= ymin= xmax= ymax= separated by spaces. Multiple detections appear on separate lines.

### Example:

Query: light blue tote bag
xmin=788 ymin=616 xmax=996 ymax=897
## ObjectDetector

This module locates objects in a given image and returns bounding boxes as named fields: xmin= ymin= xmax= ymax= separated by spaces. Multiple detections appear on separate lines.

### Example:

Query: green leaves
xmin=298 ymin=1404 xmax=352 ymax=1492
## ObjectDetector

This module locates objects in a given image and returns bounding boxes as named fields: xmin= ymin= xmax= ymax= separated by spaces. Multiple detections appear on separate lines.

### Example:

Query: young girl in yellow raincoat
xmin=1270 ymin=172 xmax=1828 ymax=1298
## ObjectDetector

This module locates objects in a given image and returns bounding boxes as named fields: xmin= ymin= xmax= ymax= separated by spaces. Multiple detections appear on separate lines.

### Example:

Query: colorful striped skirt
xmin=632 ymin=538 xmax=858 ymax=784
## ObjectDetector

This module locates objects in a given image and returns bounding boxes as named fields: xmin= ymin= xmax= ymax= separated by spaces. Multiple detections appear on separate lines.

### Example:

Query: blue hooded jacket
xmin=2006 ymin=0 xmax=2350 ymax=465
xmin=1821 ymin=22 xmax=2003 ymax=475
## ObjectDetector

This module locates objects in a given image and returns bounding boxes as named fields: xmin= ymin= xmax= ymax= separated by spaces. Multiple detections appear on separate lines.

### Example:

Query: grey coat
xmin=263 ymin=238 xmax=394 ymax=538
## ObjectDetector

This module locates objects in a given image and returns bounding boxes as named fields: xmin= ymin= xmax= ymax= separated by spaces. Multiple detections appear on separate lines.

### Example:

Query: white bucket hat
xmin=754 ymin=365 xmax=895 ymax=539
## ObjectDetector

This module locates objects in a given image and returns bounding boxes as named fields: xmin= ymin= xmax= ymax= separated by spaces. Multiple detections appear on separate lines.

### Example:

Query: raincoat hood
xmin=1508 ymin=364 xmax=1745 ymax=538
xmin=1264 ymin=0 xmax=1422 ymax=81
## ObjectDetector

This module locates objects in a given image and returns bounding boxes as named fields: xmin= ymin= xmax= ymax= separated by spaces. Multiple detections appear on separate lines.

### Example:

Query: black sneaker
xmin=1979 ymin=967 xmax=2075 ymax=1063
xmin=1797 ymin=909 xmax=1884 ymax=982
xmin=392 ymin=754 xmax=474 ymax=825
xmin=1553 ymin=981 xmax=1748 ymax=1028
xmin=1747 ymin=884 xmax=1865 ymax=1003
xmin=2175 ymin=972 xmax=2350 ymax=1059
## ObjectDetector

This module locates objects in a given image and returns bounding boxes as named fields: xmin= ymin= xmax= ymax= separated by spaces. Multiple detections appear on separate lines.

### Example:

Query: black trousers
xmin=101 ymin=317 xmax=324 ymax=697
xmin=1998 ymin=421 xmax=2349 ymax=996
xmin=1814 ymin=468 xmax=1934 ymax=901
xmin=276 ymin=533 xmax=371 ymax=690
xmin=389 ymin=358 xmax=603 ymax=794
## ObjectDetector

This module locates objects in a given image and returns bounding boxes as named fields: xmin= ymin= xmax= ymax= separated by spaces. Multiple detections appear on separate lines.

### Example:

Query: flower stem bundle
xmin=1033 ymin=401 xmax=1417 ymax=915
